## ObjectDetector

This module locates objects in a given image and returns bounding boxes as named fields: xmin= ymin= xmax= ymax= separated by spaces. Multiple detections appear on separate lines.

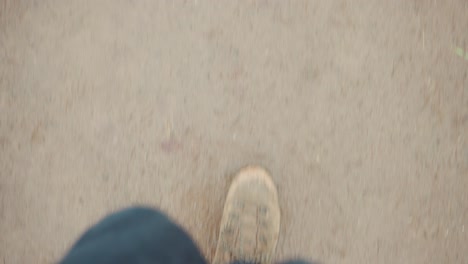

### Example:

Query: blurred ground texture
xmin=1 ymin=0 xmax=467 ymax=263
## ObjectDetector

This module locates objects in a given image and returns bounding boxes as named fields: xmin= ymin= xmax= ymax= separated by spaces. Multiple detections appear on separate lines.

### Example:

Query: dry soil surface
xmin=1 ymin=0 xmax=467 ymax=263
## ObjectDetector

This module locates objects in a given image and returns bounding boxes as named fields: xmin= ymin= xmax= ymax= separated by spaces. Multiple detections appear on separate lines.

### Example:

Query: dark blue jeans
xmin=60 ymin=207 xmax=311 ymax=264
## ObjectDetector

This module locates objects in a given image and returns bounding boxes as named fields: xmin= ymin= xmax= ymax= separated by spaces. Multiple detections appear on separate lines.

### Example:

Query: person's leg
xmin=60 ymin=206 xmax=206 ymax=264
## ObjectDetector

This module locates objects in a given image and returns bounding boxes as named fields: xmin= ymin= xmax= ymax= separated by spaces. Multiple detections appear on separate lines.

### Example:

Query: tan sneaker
xmin=213 ymin=166 xmax=280 ymax=264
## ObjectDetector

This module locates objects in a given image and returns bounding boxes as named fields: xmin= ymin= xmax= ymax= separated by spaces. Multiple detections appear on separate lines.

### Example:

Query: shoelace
xmin=220 ymin=200 xmax=273 ymax=264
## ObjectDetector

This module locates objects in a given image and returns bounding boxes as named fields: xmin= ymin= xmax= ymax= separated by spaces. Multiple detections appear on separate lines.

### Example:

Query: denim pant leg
xmin=60 ymin=206 xmax=207 ymax=264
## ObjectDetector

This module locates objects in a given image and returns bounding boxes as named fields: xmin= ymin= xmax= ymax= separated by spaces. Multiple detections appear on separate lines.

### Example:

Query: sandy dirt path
xmin=1 ymin=0 xmax=467 ymax=263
